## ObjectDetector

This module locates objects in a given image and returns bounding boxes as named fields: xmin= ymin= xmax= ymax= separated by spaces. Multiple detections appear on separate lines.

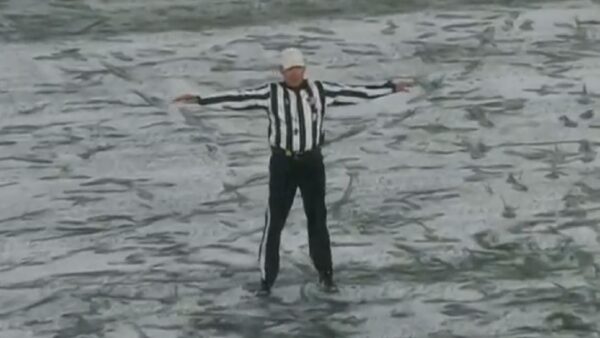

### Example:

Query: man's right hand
xmin=173 ymin=94 xmax=198 ymax=104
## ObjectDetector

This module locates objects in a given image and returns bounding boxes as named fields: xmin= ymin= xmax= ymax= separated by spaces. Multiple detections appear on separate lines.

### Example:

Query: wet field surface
xmin=1 ymin=1 xmax=600 ymax=337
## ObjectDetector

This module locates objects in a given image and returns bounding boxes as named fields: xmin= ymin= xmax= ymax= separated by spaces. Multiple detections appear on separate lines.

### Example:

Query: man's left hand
xmin=394 ymin=81 xmax=413 ymax=92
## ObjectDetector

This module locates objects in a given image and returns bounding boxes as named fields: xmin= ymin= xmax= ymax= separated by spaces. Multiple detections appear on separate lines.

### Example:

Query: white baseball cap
xmin=280 ymin=48 xmax=305 ymax=70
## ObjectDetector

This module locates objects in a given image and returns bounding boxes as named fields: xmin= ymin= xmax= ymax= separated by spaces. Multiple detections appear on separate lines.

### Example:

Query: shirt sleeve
xmin=318 ymin=80 xmax=396 ymax=106
xmin=196 ymin=83 xmax=271 ymax=111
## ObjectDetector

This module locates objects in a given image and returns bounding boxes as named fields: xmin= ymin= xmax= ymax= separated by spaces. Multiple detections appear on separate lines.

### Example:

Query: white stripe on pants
xmin=258 ymin=205 xmax=271 ymax=280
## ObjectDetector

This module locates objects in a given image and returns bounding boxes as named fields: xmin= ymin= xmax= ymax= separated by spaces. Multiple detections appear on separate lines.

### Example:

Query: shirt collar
xmin=282 ymin=79 xmax=309 ymax=91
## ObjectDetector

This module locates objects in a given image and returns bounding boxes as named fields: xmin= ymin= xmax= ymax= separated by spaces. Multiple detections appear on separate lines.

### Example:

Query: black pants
xmin=258 ymin=148 xmax=332 ymax=287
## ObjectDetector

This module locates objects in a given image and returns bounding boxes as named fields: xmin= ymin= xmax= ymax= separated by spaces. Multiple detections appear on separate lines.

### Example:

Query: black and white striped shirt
xmin=196 ymin=79 xmax=396 ymax=153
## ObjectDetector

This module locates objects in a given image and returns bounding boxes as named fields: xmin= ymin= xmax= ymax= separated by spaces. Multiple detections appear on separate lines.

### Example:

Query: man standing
xmin=173 ymin=48 xmax=411 ymax=296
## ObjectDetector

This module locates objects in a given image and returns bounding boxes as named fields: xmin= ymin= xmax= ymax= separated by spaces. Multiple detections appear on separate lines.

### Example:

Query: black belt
xmin=271 ymin=147 xmax=321 ymax=158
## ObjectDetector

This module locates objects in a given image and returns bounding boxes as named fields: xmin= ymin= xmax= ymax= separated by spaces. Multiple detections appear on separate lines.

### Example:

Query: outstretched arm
xmin=173 ymin=83 xmax=271 ymax=111
xmin=318 ymin=80 xmax=412 ymax=106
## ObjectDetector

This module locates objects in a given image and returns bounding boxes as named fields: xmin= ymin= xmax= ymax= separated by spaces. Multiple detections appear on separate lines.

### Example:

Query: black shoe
xmin=255 ymin=280 xmax=271 ymax=297
xmin=318 ymin=271 xmax=339 ymax=293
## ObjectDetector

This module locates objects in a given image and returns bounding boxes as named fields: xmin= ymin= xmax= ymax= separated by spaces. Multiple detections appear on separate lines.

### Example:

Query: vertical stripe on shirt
xmin=305 ymin=83 xmax=318 ymax=150
xmin=283 ymin=88 xmax=293 ymax=151
xmin=296 ymin=90 xmax=307 ymax=152
xmin=288 ymin=89 xmax=300 ymax=152
xmin=270 ymin=83 xmax=280 ymax=147
xmin=314 ymin=81 xmax=327 ymax=146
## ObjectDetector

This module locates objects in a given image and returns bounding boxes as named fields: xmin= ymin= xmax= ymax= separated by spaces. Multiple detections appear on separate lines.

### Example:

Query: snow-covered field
xmin=1 ymin=0 xmax=599 ymax=337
